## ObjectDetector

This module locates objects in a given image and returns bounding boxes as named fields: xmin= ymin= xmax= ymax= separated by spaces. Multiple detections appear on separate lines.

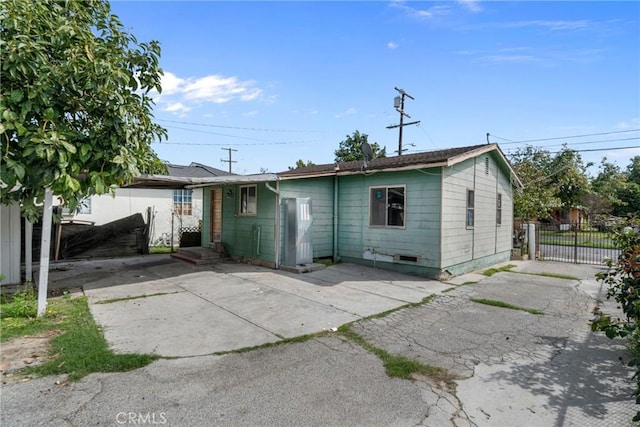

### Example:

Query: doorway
xmin=210 ymin=188 xmax=222 ymax=243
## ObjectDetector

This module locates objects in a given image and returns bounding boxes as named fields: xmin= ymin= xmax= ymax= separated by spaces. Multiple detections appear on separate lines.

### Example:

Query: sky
xmin=109 ymin=0 xmax=640 ymax=176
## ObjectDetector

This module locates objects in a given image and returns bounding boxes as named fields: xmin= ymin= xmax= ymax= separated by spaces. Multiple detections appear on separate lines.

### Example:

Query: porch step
xmin=170 ymin=247 xmax=223 ymax=265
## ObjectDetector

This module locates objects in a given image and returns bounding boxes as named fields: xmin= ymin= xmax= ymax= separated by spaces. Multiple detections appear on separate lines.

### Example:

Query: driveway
xmin=2 ymin=256 xmax=636 ymax=426
xmin=77 ymin=256 xmax=450 ymax=357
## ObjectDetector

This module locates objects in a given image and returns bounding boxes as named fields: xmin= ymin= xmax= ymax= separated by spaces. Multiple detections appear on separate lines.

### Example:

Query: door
xmin=210 ymin=188 xmax=222 ymax=243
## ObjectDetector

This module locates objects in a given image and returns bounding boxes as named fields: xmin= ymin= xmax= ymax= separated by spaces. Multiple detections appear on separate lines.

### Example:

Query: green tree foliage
xmin=548 ymin=145 xmax=590 ymax=210
xmin=334 ymin=131 xmax=386 ymax=163
xmin=288 ymin=159 xmax=315 ymax=170
xmin=591 ymin=217 xmax=640 ymax=423
xmin=590 ymin=156 xmax=640 ymax=217
xmin=617 ymin=156 xmax=640 ymax=217
xmin=509 ymin=146 xmax=560 ymax=221
xmin=591 ymin=158 xmax=627 ymax=213
xmin=1 ymin=0 xmax=167 ymax=221
xmin=509 ymin=145 xmax=591 ymax=221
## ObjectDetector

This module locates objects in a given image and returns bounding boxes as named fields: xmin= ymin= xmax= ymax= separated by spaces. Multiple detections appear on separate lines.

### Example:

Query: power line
xmin=505 ymin=145 xmax=640 ymax=155
xmin=157 ymin=118 xmax=329 ymax=133
xmin=155 ymin=140 xmax=315 ymax=146
xmin=490 ymin=128 xmax=639 ymax=145
xmin=510 ymin=136 xmax=640 ymax=149
xmin=162 ymin=125 xmax=315 ymax=144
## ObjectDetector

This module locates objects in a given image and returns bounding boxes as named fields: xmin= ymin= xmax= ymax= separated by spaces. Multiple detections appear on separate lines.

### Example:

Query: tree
xmin=334 ymin=131 xmax=385 ymax=162
xmin=547 ymin=145 xmax=590 ymax=211
xmin=288 ymin=159 xmax=315 ymax=170
xmin=591 ymin=158 xmax=627 ymax=212
xmin=509 ymin=146 xmax=559 ymax=221
xmin=1 ymin=0 xmax=167 ymax=221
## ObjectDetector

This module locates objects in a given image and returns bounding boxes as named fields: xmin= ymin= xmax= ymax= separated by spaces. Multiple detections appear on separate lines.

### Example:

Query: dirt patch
xmin=1 ymin=330 xmax=60 ymax=384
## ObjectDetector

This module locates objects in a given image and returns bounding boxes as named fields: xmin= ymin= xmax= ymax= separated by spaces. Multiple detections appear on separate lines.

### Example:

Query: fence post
xmin=528 ymin=223 xmax=536 ymax=261
xmin=573 ymin=223 xmax=578 ymax=263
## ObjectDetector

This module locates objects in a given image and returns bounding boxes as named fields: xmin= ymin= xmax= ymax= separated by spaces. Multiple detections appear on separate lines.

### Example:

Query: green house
xmin=190 ymin=144 xmax=522 ymax=280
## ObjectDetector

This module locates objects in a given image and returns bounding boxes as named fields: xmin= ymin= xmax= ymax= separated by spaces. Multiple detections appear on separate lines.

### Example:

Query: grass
xmin=525 ymin=271 xmax=580 ymax=281
xmin=338 ymin=325 xmax=458 ymax=391
xmin=482 ymin=265 xmax=579 ymax=281
xmin=483 ymin=264 xmax=516 ymax=276
xmin=149 ymin=246 xmax=173 ymax=254
xmin=1 ymin=294 xmax=157 ymax=381
xmin=470 ymin=298 xmax=544 ymax=315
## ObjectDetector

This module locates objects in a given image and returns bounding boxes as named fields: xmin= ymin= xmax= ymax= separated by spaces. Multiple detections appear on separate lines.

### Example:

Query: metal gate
xmin=536 ymin=221 xmax=621 ymax=265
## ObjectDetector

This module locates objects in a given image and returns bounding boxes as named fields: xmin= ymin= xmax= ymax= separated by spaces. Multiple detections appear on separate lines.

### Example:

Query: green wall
xmin=279 ymin=177 xmax=334 ymax=259
xmin=337 ymin=169 xmax=442 ymax=271
xmin=202 ymin=183 xmax=278 ymax=265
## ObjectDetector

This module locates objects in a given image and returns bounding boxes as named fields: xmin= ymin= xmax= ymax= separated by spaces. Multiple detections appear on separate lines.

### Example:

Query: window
xmin=466 ymin=189 xmax=474 ymax=228
xmin=173 ymin=189 xmax=192 ymax=215
xmin=239 ymin=185 xmax=257 ymax=215
xmin=370 ymin=186 xmax=405 ymax=227
xmin=496 ymin=193 xmax=502 ymax=226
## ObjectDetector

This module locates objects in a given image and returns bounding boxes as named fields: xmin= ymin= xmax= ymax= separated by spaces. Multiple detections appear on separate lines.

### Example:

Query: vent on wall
xmin=485 ymin=156 xmax=490 ymax=175
xmin=395 ymin=254 xmax=419 ymax=263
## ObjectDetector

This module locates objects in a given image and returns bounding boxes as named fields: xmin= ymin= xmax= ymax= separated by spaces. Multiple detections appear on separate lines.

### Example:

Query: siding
xmin=337 ymin=169 xmax=441 ymax=270
xmin=441 ymin=153 xmax=513 ymax=271
xmin=279 ymin=177 xmax=334 ymax=259
xmin=202 ymin=183 xmax=277 ymax=265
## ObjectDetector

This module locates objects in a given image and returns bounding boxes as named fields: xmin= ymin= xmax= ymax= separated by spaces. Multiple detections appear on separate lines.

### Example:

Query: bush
xmin=591 ymin=216 xmax=640 ymax=422
xmin=0 ymin=289 xmax=38 ymax=319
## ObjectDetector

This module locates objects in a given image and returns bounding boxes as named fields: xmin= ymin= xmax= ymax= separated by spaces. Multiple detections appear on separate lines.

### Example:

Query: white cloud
xmin=164 ymin=102 xmax=191 ymax=115
xmin=390 ymin=1 xmax=450 ymax=19
xmin=243 ymin=110 xmax=259 ymax=117
xmin=387 ymin=41 xmax=399 ymax=49
xmin=505 ymin=20 xmax=590 ymax=31
xmin=160 ymin=72 xmax=185 ymax=95
xmin=615 ymin=117 xmax=640 ymax=130
xmin=182 ymin=75 xmax=262 ymax=104
xmin=153 ymin=71 xmax=264 ymax=116
xmin=335 ymin=107 xmax=357 ymax=118
xmin=457 ymin=0 xmax=481 ymax=13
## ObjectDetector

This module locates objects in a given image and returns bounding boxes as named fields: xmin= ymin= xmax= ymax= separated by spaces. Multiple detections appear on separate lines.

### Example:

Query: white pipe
xmin=37 ymin=188 xmax=53 ymax=316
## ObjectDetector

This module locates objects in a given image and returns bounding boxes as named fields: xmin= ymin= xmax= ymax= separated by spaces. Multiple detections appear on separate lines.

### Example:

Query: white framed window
xmin=173 ymin=189 xmax=192 ymax=216
xmin=496 ymin=193 xmax=502 ymax=226
xmin=466 ymin=189 xmax=475 ymax=228
xmin=369 ymin=185 xmax=405 ymax=228
xmin=239 ymin=185 xmax=257 ymax=215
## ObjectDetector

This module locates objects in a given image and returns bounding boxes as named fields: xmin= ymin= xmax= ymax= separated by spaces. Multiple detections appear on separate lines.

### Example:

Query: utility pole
xmin=386 ymin=87 xmax=420 ymax=155
xmin=221 ymin=147 xmax=237 ymax=173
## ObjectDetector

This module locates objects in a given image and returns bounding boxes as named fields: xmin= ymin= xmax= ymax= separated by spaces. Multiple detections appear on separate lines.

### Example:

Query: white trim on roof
xmin=185 ymin=174 xmax=280 ymax=189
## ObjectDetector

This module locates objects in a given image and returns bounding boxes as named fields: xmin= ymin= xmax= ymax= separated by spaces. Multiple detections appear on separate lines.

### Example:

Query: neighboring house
xmin=59 ymin=162 xmax=232 ymax=246
xmin=189 ymin=144 xmax=522 ymax=279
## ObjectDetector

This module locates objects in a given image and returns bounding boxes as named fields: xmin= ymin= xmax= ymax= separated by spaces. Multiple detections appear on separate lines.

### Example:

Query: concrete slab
xmin=183 ymin=278 xmax=358 ymax=337
xmin=89 ymin=292 xmax=279 ymax=357
xmin=238 ymin=272 xmax=410 ymax=317
xmin=85 ymin=280 xmax=185 ymax=303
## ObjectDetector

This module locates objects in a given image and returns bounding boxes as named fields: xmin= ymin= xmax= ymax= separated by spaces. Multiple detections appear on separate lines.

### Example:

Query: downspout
xmin=333 ymin=175 xmax=339 ymax=262
xmin=265 ymin=181 xmax=280 ymax=269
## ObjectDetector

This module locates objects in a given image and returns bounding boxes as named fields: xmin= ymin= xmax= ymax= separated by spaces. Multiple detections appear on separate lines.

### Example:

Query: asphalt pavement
xmin=1 ymin=256 xmax=636 ymax=426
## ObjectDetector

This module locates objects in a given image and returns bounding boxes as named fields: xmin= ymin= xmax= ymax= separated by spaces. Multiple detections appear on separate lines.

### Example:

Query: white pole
xmin=25 ymin=219 xmax=33 ymax=283
xmin=37 ymin=188 xmax=53 ymax=316
xmin=528 ymin=222 xmax=536 ymax=261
